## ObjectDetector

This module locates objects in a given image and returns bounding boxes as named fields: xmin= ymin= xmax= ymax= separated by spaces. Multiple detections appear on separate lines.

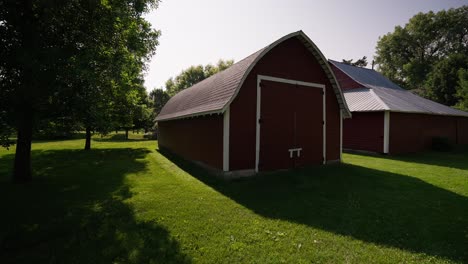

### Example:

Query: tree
xmin=456 ymin=69 xmax=468 ymax=111
xmin=165 ymin=59 xmax=234 ymax=96
xmin=149 ymin=88 xmax=170 ymax=115
xmin=375 ymin=6 xmax=468 ymax=90
xmin=342 ymin=56 xmax=368 ymax=67
xmin=0 ymin=0 xmax=160 ymax=181
xmin=424 ymin=54 xmax=468 ymax=106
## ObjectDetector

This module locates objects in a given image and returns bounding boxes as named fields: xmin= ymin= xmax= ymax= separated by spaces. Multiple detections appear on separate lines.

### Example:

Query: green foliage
xmin=375 ymin=6 xmax=468 ymax=90
xmin=455 ymin=68 xmax=468 ymax=111
xmin=149 ymin=88 xmax=170 ymax=115
xmin=342 ymin=56 xmax=368 ymax=67
xmin=34 ymin=117 xmax=82 ymax=140
xmin=0 ymin=0 xmax=160 ymax=148
xmin=424 ymin=54 xmax=468 ymax=106
xmin=165 ymin=59 xmax=234 ymax=96
xmin=0 ymin=111 xmax=14 ymax=149
xmin=1 ymin=138 xmax=468 ymax=263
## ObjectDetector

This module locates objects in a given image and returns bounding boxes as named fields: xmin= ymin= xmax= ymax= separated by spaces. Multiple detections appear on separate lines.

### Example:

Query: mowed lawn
xmin=0 ymin=134 xmax=467 ymax=263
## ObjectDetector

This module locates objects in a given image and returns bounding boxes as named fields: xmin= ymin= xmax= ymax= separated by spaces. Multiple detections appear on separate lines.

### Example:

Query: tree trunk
xmin=84 ymin=127 xmax=91 ymax=150
xmin=125 ymin=129 xmax=129 ymax=140
xmin=13 ymin=111 xmax=33 ymax=183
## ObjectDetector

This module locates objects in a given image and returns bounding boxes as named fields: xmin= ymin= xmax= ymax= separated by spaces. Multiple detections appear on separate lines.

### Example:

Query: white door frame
xmin=255 ymin=75 xmax=326 ymax=172
xmin=383 ymin=111 xmax=390 ymax=154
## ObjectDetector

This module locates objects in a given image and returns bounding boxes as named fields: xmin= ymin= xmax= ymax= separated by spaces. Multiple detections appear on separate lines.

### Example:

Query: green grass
xmin=0 ymin=134 xmax=467 ymax=263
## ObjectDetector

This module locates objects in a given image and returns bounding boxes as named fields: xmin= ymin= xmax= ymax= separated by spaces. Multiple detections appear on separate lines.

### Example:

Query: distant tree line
xmin=149 ymin=59 xmax=234 ymax=116
xmin=342 ymin=56 xmax=368 ymax=68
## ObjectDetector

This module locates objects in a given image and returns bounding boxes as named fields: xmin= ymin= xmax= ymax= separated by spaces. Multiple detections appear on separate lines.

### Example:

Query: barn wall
xmin=330 ymin=64 xmax=363 ymax=90
xmin=389 ymin=113 xmax=468 ymax=154
xmin=343 ymin=112 xmax=384 ymax=153
xmin=229 ymin=37 xmax=342 ymax=170
xmin=158 ymin=115 xmax=223 ymax=170
xmin=457 ymin=117 xmax=468 ymax=145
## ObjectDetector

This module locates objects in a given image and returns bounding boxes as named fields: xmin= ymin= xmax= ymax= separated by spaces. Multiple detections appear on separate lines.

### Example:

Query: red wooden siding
xmin=158 ymin=115 xmax=223 ymax=169
xmin=259 ymin=81 xmax=323 ymax=171
xmin=457 ymin=117 xmax=468 ymax=145
xmin=229 ymin=37 xmax=341 ymax=170
xmin=343 ymin=112 xmax=384 ymax=153
xmin=390 ymin=113 xmax=468 ymax=154
xmin=329 ymin=64 xmax=362 ymax=90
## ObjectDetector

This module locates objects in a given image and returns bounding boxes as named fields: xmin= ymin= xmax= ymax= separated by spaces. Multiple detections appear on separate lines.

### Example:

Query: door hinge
xmin=322 ymin=120 xmax=325 ymax=125
xmin=259 ymin=118 xmax=263 ymax=124
xmin=321 ymin=90 xmax=324 ymax=95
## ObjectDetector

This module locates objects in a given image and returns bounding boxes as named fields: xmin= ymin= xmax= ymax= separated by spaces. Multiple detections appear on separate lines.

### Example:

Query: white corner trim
xmin=255 ymin=75 xmax=326 ymax=172
xmin=223 ymin=106 xmax=230 ymax=171
xmin=383 ymin=111 xmax=390 ymax=154
xmin=340 ymin=109 xmax=343 ymax=162
xmin=323 ymin=87 xmax=326 ymax=164
xmin=255 ymin=77 xmax=262 ymax=172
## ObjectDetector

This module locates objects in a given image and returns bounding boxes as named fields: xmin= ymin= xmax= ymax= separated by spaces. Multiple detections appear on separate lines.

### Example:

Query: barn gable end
xmin=157 ymin=31 xmax=350 ymax=175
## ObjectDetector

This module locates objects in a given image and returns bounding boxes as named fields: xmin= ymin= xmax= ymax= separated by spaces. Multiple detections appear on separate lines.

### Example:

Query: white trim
xmin=255 ymin=75 xmax=326 ymax=172
xmin=288 ymin=148 xmax=303 ymax=158
xmin=323 ymin=86 xmax=326 ymax=164
xmin=223 ymin=106 xmax=230 ymax=171
xmin=255 ymin=77 xmax=261 ymax=172
xmin=156 ymin=110 xmax=223 ymax=122
xmin=383 ymin=111 xmax=390 ymax=154
xmin=222 ymin=30 xmax=351 ymax=117
xmin=340 ymin=109 xmax=343 ymax=162
xmin=257 ymin=75 xmax=325 ymax=89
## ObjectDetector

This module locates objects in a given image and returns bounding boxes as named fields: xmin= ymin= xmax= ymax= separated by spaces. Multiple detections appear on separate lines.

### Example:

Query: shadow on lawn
xmin=0 ymin=148 xmax=190 ymax=264
xmin=347 ymin=145 xmax=468 ymax=170
xmin=160 ymin=149 xmax=468 ymax=263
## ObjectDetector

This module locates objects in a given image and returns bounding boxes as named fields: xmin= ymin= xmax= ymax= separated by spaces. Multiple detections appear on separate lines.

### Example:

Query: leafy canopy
xmin=375 ymin=6 xmax=468 ymax=91
xmin=165 ymin=59 xmax=234 ymax=96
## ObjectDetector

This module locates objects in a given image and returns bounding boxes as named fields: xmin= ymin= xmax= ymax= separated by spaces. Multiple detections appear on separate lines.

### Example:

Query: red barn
xmin=156 ymin=31 xmax=351 ymax=177
xmin=329 ymin=60 xmax=468 ymax=154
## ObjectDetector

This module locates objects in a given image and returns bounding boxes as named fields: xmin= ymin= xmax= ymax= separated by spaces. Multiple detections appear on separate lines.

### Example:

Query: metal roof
xmin=156 ymin=31 xmax=351 ymax=121
xmin=330 ymin=60 xmax=468 ymax=117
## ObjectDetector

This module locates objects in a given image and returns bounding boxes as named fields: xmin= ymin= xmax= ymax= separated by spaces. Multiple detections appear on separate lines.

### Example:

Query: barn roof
xmin=329 ymin=60 xmax=468 ymax=117
xmin=156 ymin=31 xmax=351 ymax=121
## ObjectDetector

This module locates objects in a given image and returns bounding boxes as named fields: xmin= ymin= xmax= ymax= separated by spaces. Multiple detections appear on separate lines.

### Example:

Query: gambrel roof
xmin=156 ymin=31 xmax=351 ymax=121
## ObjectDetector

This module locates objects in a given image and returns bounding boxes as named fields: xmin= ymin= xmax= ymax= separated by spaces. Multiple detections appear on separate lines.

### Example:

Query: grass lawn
xmin=0 ymin=133 xmax=467 ymax=263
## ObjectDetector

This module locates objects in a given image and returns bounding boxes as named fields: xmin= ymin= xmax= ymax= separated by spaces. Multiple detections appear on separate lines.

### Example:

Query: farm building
xmin=156 ymin=31 xmax=351 ymax=176
xmin=329 ymin=60 xmax=468 ymax=154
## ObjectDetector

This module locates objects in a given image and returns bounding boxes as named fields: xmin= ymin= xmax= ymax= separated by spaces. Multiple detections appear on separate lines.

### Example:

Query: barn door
xmin=257 ymin=77 xmax=324 ymax=171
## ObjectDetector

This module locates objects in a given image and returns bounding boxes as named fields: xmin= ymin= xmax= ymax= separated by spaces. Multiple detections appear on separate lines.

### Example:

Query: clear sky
xmin=143 ymin=0 xmax=467 ymax=90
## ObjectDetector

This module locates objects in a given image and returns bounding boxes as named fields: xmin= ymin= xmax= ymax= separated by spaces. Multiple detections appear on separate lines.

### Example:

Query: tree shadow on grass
xmin=0 ymin=148 xmax=190 ymax=264
xmin=346 ymin=146 xmax=468 ymax=170
xmin=159 ymin=149 xmax=468 ymax=263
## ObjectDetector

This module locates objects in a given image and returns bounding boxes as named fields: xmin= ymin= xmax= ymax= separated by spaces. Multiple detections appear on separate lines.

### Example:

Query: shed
xmin=329 ymin=60 xmax=468 ymax=154
xmin=156 ymin=31 xmax=351 ymax=176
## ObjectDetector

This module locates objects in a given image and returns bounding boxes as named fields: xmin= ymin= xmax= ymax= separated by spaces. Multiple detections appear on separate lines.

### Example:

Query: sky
xmin=143 ymin=0 xmax=467 ymax=90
